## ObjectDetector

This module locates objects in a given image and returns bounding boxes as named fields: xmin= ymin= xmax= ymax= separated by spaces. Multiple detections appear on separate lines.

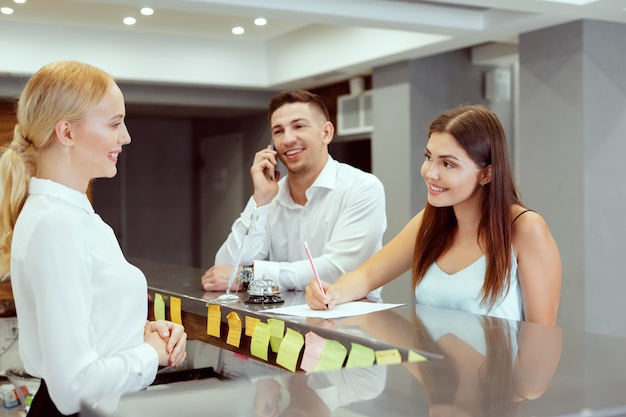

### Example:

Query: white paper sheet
xmin=259 ymin=302 xmax=405 ymax=318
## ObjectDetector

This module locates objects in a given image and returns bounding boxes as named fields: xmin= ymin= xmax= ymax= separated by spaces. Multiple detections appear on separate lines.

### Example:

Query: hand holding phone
xmin=251 ymin=143 xmax=280 ymax=206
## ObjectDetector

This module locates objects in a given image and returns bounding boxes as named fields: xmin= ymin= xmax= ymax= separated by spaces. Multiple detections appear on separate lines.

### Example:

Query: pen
xmin=304 ymin=241 xmax=328 ymax=307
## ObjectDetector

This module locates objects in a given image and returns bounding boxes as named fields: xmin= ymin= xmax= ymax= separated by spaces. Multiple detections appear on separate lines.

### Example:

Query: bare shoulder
xmin=511 ymin=205 xmax=556 ymax=248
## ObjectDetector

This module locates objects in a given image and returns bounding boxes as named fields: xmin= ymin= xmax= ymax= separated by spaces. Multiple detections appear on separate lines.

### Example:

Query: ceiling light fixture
xmin=0 ymin=7 xmax=14 ymax=14
xmin=140 ymin=7 xmax=154 ymax=16
xmin=254 ymin=18 xmax=267 ymax=26
xmin=13 ymin=0 xmax=26 ymax=4
xmin=123 ymin=17 xmax=136 ymax=25
xmin=232 ymin=26 xmax=244 ymax=35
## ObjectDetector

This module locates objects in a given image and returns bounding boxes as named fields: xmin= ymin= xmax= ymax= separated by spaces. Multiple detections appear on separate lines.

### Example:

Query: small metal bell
xmin=244 ymin=275 xmax=284 ymax=304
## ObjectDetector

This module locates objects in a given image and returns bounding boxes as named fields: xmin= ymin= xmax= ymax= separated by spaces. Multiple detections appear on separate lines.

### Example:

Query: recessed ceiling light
xmin=0 ymin=7 xmax=14 ymax=14
xmin=123 ymin=17 xmax=136 ymax=25
xmin=254 ymin=18 xmax=267 ymax=26
xmin=13 ymin=0 xmax=26 ymax=4
xmin=232 ymin=26 xmax=244 ymax=35
xmin=140 ymin=7 xmax=154 ymax=16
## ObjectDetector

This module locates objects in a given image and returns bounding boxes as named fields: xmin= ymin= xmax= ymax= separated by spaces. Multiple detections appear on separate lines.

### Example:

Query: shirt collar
xmin=29 ymin=177 xmax=95 ymax=214
xmin=276 ymin=156 xmax=337 ymax=206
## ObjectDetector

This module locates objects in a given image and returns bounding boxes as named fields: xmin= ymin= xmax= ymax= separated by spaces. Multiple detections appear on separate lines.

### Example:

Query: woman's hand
xmin=304 ymin=279 xmax=338 ymax=310
xmin=145 ymin=320 xmax=187 ymax=368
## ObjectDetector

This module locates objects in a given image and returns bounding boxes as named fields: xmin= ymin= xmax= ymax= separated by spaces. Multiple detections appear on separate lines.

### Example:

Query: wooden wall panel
xmin=0 ymin=100 xmax=16 ymax=146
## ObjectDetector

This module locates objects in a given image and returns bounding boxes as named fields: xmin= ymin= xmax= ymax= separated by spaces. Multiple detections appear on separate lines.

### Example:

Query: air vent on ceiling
xmin=337 ymin=90 xmax=373 ymax=136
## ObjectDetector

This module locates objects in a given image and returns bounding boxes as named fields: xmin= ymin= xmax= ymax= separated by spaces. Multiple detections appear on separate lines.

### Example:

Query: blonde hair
xmin=0 ymin=61 xmax=114 ymax=278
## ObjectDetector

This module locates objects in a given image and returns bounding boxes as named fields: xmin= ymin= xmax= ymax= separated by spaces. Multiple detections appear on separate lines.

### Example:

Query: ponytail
xmin=0 ymin=125 xmax=36 ymax=278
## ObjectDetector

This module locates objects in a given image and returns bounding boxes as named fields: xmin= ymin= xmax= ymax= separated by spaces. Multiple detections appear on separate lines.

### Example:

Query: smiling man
xmin=200 ymin=90 xmax=386 ymax=299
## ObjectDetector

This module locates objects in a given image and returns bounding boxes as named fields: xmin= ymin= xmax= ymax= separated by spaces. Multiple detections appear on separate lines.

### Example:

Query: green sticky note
xmin=268 ymin=318 xmax=285 ymax=353
xmin=345 ymin=342 xmax=376 ymax=368
xmin=315 ymin=339 xmax=347 ymax=372
xmin=408 ymin=350 xmax=428 ymax=363
xmin=250 ymin=322 xmax=270 ymax=361
xmin=276 ymin=328 xmax=304 ymax=372
xmin=154 ymin=293 xmax=165 ymax=321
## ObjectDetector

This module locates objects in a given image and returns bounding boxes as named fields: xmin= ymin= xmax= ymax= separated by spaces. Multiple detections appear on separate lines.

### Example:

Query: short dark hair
xmin=267 ymin=90 xmax=330 ymax=121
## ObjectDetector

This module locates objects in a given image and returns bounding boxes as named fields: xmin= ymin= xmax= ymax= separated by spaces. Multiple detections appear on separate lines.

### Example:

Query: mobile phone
xmin=267 ymin=138 xmax=276 ymax=180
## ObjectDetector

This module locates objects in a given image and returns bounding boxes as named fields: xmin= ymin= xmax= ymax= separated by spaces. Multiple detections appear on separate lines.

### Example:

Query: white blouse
xmin=10 ymin=178 xmax=158 ymax=415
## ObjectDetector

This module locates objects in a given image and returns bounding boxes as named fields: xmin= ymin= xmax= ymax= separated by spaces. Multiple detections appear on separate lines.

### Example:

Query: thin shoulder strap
xmin=513 ymin=209 xmax=534 ymax=224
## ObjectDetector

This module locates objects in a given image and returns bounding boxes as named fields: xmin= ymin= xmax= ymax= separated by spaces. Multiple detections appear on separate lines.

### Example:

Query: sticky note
xmin=268 ymin=318 xmax=285 ymax=353
xmin=345 ymin=342 xmax=376 ymax=368
xmin=375 ymin=349 xmax=402 ymax=365
xmin=408 ymin=350 xmax=428 ymax=363
xmin=169 ymin=296 xmax=182 ymax=325
xmin=250 ymin=321 xmax=270 ymax=361
xmin=245 ymin=316 xmax=260 ymax=337
xmin=276 ymin=328 xmax=304 ymax=372
xmin=207 ymin=304 xmax=221 ymax=337
xmin=300 ymin=332 xmax=327 ymax=373
xmin=226 ymin=311 xmax=242 ymax=347
xmin=315 ymin=339 xmax=347 ymax=371
xmin=154 ymin=293 xmax=165 ymax=321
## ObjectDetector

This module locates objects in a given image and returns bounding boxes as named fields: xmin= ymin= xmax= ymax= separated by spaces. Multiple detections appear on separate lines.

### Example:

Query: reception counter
xmin=81 ymin=259 xmax=626 ymax=416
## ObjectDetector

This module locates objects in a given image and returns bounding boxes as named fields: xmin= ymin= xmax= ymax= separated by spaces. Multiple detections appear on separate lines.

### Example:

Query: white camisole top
xmin=415 ymin=253 xmax=524 ymax=322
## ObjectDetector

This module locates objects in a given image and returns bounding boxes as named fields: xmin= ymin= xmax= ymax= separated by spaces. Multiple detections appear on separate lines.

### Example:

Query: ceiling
xmin=1 ymin=0 xmax=625 ymax=116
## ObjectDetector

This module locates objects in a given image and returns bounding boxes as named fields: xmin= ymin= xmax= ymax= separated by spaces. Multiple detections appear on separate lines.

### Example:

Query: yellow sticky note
xmin=315 ymin=339 xmax=347 ymax=372
xmin=250 ymin=322 xmax=270 ymax=361
xmin=154 ymin=293 xmax=165 ymax=321
xmin=408 ymin=350 xmax=428 ymax=363
xmin=170 ymin=296 xmax=182 ymax=325
xmin=375 ymin=349 xmax=402 ymax=365
xmin=267 ymin=318 xmax=285 ymax=353
xmin=345 ymin=342 xmax=376 ymax=368
xmin=276 ymin=328 xmax=304 ymax=372
xmin=226 ymin=311 xmax=242 ymax=347
xmin=207 ymin=304 xmax=221 ymax=338
xmin=245 ymin=316 xmax=260 ymax=337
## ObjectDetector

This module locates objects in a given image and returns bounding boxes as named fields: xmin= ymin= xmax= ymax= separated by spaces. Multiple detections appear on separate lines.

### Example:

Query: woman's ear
xmin=54 ymin=119 xmax=75 ymax=147
xmin=480 ymin=165 xmax=492 ymax=186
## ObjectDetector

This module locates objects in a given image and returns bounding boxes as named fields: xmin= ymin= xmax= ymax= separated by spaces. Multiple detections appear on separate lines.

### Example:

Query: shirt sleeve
xmin=261 ymin=173 xmax=386 ymax=292
xmin=24 ymin=212 xmax=158 ymax=415
xmin=214 ymin=197 xmax=272 ymax=265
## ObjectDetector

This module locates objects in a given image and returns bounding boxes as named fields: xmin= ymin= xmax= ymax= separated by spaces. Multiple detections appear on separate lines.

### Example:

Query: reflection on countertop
xmin=103 ymin=258 xmax=626 ymax=417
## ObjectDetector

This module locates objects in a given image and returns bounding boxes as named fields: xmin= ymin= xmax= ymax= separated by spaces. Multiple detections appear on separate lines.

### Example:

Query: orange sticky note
xmin=250 ymin=321 xmax=270 ymax=361
xmin=226 ymin=311 xmax=242 ymax=347
xmin=375 ymin=349 xmax=402 ymax=365
xmin=207 ymin=304 xmax=221 ymax=337
xmin=170 ymin=296 xmax=182 ymax=325
xmin=245 ymin=316 xmax=260 ymax=337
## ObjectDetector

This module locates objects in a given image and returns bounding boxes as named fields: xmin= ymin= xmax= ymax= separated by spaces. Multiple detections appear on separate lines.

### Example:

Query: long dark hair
xmin=412 ymin=105 xmax=521 ymax=310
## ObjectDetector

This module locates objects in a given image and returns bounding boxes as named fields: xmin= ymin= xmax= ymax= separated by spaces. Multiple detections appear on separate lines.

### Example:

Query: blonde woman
xmin=0 ymin=61 xmax=187 ymax=416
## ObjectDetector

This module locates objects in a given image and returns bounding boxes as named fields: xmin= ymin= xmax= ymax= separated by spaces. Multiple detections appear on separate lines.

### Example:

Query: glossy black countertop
xmin=82 ymin=258 xmax=626 ymax=417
